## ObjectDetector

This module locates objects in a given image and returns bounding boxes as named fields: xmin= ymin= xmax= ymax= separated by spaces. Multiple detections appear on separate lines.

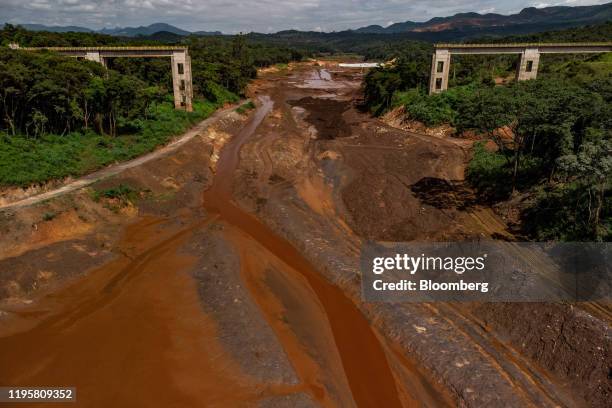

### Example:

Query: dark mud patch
xmin=469 ymin=302 xmax=611 ymax=408
xmin=289 ymin=97 xmax=351 ymax=139
xmin=410 ymin=177 xmax=476 ymax=210
xmin=0 ymin=238 xmax=114 ymax=302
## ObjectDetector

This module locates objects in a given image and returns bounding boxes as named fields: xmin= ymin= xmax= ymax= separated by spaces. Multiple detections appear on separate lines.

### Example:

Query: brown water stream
xmin=0 ymin=217 xmax=273 ymax=407
xmin=201 ymin=96 xmax=404 ymax=407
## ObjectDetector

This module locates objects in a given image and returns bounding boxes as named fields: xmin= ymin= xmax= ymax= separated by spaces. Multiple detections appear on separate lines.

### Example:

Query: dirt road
xmin=0 ymin=63 xmax=609 ymax=407
xmin=0 ymin=103 xmax=241 ymax=211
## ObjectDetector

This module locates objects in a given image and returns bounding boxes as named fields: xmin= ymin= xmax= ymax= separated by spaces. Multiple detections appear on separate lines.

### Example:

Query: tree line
xmin=0 ymin=49 xmax=164 ymax=137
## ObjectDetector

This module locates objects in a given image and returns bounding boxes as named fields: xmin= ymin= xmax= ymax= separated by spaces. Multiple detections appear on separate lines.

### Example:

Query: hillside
xmin=354 ymin=2 xmax=612 ymax=39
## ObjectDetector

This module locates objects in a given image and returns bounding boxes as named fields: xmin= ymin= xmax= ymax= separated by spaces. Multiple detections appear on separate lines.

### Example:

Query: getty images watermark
xmin=360 ymin=242 xmax=611 ymax=302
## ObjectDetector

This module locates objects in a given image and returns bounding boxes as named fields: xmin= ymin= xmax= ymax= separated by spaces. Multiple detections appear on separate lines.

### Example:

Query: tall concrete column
xmin=516 ymin=47 xmax=540 ymax=81
xmin=183 ymin=53 xmax=193 ymax=112
xmin=429 ymin=49 xmax=451 ymax=94
xmin=171 ymin=50 xmax=193 ymax=112
xmin=84 ymin=51 xmax=102 ymax=63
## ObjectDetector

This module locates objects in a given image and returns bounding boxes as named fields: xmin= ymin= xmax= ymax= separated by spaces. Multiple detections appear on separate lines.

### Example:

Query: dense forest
xmin=362 ymin=22 xmax=611 ymax=241
xmin=0 ymin=24 xmax=303 ymax=186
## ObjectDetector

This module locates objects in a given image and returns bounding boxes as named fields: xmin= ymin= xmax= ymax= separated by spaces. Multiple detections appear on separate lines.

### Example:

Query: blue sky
xmin=0 ymin=0 xmax=608 ymax=33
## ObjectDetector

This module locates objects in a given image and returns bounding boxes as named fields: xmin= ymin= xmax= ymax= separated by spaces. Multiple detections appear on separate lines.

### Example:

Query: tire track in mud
xmin=424 ymin=303 xmax=572 ymax=408
xmin=445 ymin=303 xmax=580 ymax=406
xmin=202 ymin=96 xmax=405 ymax=407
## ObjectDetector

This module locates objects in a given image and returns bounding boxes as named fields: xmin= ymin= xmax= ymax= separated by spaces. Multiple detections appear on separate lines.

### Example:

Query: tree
xmin=557 ymin=135 xmax=611 ymax=240
xmin=364 ymin=70 xmax=402 ymax=115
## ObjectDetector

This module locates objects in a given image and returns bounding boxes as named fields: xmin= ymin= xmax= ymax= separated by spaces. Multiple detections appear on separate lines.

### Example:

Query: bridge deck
xmin=22 ymin=46 xmax=188 ymax=51
xmin=22 ymin=46 xmax=189 ymax=59
xmin=435 ymin=42 xmax=612 ymax=48
xmin=435 ymin=42 xmax=612 ymax=54
xmin=429 ymin=42 xmax=612 ymax=94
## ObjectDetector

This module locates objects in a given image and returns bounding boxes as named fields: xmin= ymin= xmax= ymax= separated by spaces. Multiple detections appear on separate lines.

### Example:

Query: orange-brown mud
xmin=0 ymin=217 xmax=275 ymax=407
xmin=0 ymin=62 xmax=609 ymax=408
xmin=200 ymin=96 xmax=405 ymax=407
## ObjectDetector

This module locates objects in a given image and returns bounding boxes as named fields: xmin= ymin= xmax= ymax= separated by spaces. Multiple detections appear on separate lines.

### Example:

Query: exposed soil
xmin=0 ymin=62 xmax=609 ymax=408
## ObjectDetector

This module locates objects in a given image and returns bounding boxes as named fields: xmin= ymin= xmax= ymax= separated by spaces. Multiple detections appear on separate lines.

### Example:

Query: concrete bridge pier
xmin=429 ymin=49 xmax=451 ymax=94
xmin=516 ymin=47 xmax=540 ymax=81
xmin=171 ymin=51 xmax=193 ymax=112
xmin=84 ymin=51 xmax=107 ymax=68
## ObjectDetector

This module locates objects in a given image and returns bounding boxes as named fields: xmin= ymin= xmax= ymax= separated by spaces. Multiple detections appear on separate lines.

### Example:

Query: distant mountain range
xmin=354 ymin=3 xmax=612 ymax=34
xmin=14 ymin=2 xmax=612 ymax=40
xmin=19 ymin=22 xmax=222 ymax=37
xmin=20 ymin=24 xmax=94 ymax=33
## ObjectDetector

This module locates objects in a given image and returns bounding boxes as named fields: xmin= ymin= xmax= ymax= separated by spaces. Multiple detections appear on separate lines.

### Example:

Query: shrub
xmin=42 ymin=212 xmax=56 ymax=221
xmin=466 ymin=142 xmax=512 ymax=200
xmin=236 ymin=101 xmax=256 ymax=115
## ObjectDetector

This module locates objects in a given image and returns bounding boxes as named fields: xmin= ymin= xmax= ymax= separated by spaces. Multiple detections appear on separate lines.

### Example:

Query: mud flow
xmin=0 ymin=63 xmax=609 ymax=408
xmin=201 ymin=96 xmax=404 ymax=408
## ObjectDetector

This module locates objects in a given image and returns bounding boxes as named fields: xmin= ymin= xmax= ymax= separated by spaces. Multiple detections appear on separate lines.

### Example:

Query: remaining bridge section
xmin=22 ymin=46 xmax=193 ymax=111
xmin=429 ymin=42 xmax=612 ymax=94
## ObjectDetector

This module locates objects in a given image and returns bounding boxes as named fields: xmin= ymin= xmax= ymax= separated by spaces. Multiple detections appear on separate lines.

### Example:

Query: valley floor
xmin=0 ymin=62 xmax=609 ymax=407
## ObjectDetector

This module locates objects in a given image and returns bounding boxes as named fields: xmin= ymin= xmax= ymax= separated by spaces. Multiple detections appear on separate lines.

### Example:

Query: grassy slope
xmin=0 ymin=97 xmax=235 ymax=187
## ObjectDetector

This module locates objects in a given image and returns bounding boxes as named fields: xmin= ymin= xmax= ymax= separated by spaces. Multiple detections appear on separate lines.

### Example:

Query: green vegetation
xmin=235 ymin=101 xmax=256 ymax=115
xmin=92 ymin=184 xmax=138 ymax=203
xmin=91 ymin=183 xmax=146 ymax=211
xmin=459 ymin=77 xmax=609 ymax=241
xmin=0 ymin=25 xmax=303 ymax=187
xmin=0 ymin=24 xmax=120 ymax=47
xmin=466 ymin=143 xmax=511 ymax=199
xmin=0 ymin=99 xmax=224 ymax=186
xmin=363 ymin=23 xmax=611 ymax=241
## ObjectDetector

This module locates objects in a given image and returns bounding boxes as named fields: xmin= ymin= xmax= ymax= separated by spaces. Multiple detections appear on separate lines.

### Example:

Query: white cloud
xmin=28 ymin=1 xmax=53 ymax=10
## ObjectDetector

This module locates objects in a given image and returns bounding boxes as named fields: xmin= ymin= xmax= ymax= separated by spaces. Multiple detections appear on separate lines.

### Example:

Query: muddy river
xmin=0 ymin=63 xmax=608 ymax=408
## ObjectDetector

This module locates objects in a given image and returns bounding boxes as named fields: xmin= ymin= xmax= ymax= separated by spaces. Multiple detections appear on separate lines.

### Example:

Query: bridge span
xmin=429 ymin=42 xmax=612 ymax=94
xmin=21 ymin=46 xmax=193 ymax=111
